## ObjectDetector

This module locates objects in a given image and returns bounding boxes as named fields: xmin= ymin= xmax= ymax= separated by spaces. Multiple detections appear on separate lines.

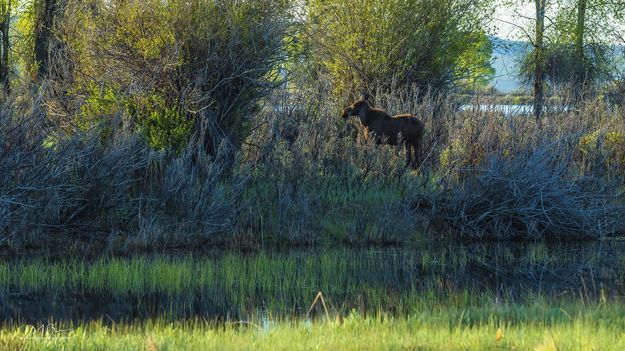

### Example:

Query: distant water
xmin=461 ymin=104 xmax=533 ymax=116
xmin=489 ymin=37 xmax=529 ymax=94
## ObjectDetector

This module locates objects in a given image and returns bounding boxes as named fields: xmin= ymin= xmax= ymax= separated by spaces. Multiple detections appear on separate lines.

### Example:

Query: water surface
xmin=461 ymin=104 xmax=533 ymax=116
xmin=2 ymin=242 xmax=624 ymax=324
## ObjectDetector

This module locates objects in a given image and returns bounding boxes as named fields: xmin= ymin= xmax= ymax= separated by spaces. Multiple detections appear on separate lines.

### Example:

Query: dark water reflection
xmin=2 ymin=241 xmax=625 ymax=324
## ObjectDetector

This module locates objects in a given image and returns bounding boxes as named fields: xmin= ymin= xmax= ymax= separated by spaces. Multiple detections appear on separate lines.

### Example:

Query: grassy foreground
xmin=2 ymin=310 xmax=625 ymax=351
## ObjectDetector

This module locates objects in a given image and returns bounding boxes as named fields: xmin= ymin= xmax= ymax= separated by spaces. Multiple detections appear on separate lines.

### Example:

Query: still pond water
xmin=1 ymin=242 xmax=624 ymax=324
xmin=460 ymin=104 xmax=533 ymax=116
xmin=460 ymin=104 xmax=571 ymax=116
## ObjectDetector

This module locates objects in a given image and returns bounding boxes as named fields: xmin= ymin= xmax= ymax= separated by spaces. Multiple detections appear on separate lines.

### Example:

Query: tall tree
xmin=534 ymin=0 xmax=546 ymax=124
xmin=574 ymin=0 xmax=587 ymax=101
xmin=574 ymin=0 xmax=587 ymax=65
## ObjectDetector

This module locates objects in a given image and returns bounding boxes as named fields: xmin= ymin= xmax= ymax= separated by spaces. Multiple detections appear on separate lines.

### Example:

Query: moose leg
xmin=407 ymin=143 xmax=416 ymax=169
xmin=404 ymin=142 xmax=412 ymax=168
xmin=413 ymin=142 xmax=422 ymax=169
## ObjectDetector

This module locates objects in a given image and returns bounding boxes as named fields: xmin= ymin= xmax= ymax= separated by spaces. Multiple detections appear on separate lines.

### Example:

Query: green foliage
xmin=458 ymin=34 xmax=496 ymax=87
xmin=79 ymin=83 xmax=192 ymax=150
xmin=579 ymin=129 xmax=601 ymax=156
xmin=57 ymin=0 xmax=293 ymax=151
xmin=579 ymin=128 xmax=625 ymax=176
xmin=135 ymin=95 xmax=192 ymax=152
xmin=12 ymin=1 xmax=36 ymax=81
xmin=111 ymin=0 xmax=175 ymax=61
xmin=439 ymin=137 xmax=465 ymax=169
xmin=79 ymin=82 xmax=121 ymax=127
xmin=605 ymin=131 xmax=625 ymax=166
xmin=305 ymin=0 xmax=494 ymax=96
xmin=167 ymin=0 xmax=293 ymax=148
xmin=519 ymin=42 xmax=612 ymax=91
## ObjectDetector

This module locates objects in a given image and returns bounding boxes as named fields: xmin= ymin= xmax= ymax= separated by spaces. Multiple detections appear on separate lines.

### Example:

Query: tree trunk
xmin=0 ymin=0 xmax=10 ymax=97
xmin=534 ymin=0 xmax=546 ymax=125
xmin=34 ymin=0 xmax=57 ymax=80
xmin=575 ymin=0 xmax=587 ymax=60
xmin=575 ymin=0 xmax=587 ymax=101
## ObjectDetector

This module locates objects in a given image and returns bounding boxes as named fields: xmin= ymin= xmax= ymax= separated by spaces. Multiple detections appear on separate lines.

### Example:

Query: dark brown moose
xmin=341 ymin=93 xmax=425 ymax=168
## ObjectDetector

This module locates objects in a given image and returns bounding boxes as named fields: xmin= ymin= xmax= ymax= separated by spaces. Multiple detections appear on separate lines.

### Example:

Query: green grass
xmin=243 ymin=174 xmax=419 ymax=245
xmin=2 ymin=245 xmax=625 ymax=321
xmin=1 ymin=245 xmax=621 ymax=301
xmin=2 ymin=307 xmax=625 ymax=350
xmin=2 ymin=251 xmax=481 ymax=317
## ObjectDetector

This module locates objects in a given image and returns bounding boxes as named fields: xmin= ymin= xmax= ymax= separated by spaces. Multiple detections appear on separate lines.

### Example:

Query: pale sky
xmin=493 ymin=3 xmax=536 ymax=40
xmin=492 ymin=2 xmax=625 ymax=43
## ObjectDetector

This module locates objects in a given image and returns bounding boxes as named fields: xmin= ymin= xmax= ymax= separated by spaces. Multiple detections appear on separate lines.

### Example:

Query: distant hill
xmin=489 ymin=37 xmax=531 ymax=94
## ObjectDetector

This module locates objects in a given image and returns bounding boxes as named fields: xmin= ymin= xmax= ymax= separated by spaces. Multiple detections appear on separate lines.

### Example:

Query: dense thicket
xmin=50 ymin=0 xmax=294 ymax=152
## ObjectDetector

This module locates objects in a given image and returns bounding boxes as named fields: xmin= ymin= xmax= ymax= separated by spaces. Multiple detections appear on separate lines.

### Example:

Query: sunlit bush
xmin=580 ymin=129 xmax=625 ymax=177
xmin=54 ymin=0 xmax=294 ymax=151
xmin=305 ymin=0 xmax=494 ymax=97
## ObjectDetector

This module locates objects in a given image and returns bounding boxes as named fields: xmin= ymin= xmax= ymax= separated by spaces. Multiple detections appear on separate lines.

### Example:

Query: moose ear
xmin=361 ymin=92 xmax=370 ymax=101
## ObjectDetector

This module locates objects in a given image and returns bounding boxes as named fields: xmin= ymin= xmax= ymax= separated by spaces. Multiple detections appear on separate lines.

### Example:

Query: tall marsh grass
xmin=2 ymin=84 xmax=625 ymax=251
xmin=244 ymin=86 xmax=625 ymax=242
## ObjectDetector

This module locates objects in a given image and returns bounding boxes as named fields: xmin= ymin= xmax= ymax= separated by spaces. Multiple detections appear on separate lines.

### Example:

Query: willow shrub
xmin=55 ymin=0 xmax=294 ymax=152
xmin=305 ymin=0 xmax=494 ymax=97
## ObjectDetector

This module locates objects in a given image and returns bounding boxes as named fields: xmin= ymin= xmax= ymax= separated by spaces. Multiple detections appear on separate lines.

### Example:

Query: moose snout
xmin=341 ymin=107 xmax=352 ymax=119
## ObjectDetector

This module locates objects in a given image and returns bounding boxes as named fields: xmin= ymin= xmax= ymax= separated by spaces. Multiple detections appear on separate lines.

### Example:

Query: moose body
xmin=342 ymin=95 xmax=425 ymax=168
